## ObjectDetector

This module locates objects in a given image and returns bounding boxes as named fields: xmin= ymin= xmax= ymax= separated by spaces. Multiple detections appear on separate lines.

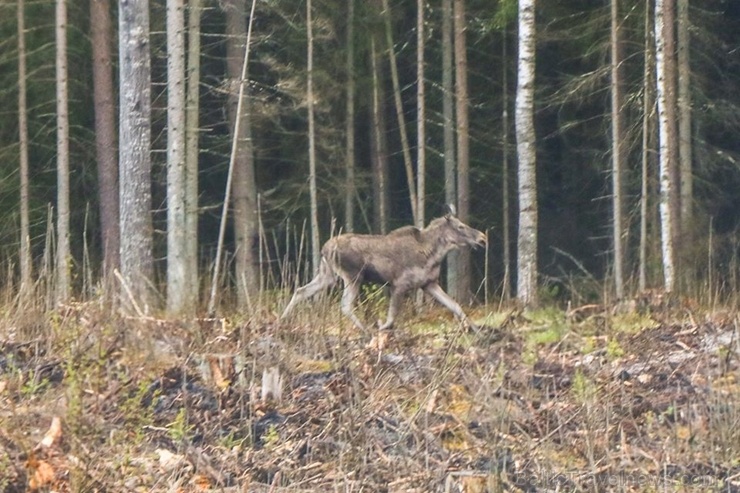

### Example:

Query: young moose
xmin=280 ymin=209 xmax=486 ymax=330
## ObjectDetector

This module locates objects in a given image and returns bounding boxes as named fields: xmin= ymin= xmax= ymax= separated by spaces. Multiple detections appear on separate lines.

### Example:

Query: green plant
xmin=167 ymin=407 xmax=194 ymax=443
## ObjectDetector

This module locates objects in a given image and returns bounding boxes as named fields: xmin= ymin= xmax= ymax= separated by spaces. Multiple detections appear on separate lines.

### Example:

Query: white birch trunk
xmin=516 ymin=0 xmax=538 ymax=306
xmin=655 ymin=0 xmax=678 ymax=292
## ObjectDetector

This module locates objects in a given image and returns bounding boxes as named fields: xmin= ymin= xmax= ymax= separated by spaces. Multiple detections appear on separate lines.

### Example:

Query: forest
xmin=0 ymin=0 xmax=740 ymax=491
xmin=0 ymin=0 xmax=739 ymax=310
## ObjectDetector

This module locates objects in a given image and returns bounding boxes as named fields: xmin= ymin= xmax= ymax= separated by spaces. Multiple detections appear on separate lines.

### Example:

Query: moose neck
xmin=421 ymin=219 xmax=458 ymax=265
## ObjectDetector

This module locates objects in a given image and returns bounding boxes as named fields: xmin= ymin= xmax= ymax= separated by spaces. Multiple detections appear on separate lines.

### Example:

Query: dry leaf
xmin=26 ymin=453 xmax=55 ymax=491
xmin=191 ymin=474 xmax=211 ymax=490
xmin=0 ymin=380 xmax=7 ymax=393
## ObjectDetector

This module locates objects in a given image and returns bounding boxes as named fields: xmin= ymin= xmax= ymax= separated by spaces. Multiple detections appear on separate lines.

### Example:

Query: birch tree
xmin=119 ymin=0 xmax=156 ymax=312
xmin=516 ymin=0 xmax=538 ymax=306
xmin=56 ymin=0 xmax=70 ymax=303
xmin=166 ymin=0 xmax=188 ymax=314
xmin=18 ymin=0 xmax=32 ymax=299
xmin=655 ymin=0 xmax=679 ymax=292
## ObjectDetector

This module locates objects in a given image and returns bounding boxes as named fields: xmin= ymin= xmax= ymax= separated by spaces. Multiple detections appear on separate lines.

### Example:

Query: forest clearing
xmin=1 ymin=293 xmax=739 ymax=492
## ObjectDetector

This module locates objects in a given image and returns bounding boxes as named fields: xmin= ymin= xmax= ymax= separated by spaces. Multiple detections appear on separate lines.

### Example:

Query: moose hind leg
xmin=340 ymin=280 xmax=366 ymax=331
xmin=280 ymin=264 xmax=336 ymax=319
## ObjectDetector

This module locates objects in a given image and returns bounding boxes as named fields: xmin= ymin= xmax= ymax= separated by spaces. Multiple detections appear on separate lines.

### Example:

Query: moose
xmin=280 ymin=207 xmax=487 ymax=331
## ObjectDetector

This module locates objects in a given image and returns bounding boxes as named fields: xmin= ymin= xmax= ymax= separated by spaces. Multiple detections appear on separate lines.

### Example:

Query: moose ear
xmin=445 ymin=203 xmax=457 ymax=218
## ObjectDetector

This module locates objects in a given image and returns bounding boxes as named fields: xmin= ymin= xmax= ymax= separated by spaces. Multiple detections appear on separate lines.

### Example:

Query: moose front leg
xmin=423 ymin=282 xmax=477 ymax=329
xmin=379 ymin=287 xmax=405 ymax=331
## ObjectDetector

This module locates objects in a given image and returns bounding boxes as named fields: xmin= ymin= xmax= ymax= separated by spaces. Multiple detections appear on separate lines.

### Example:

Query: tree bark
xmin=442 ymin=0 xmax=458 ymax=295
xmin=639 ymin=0 xmax=654 ymax=291
xmin=185 ymin=0 xmax=202 ymax=306
xmin=18 ymin=0 xmax=32 ymax=299
xmin=454 ymin=0 xmax=472 ymax=302
xmin=655 ymin=0 xmax=679 ymax=292
xmin=370 ymin=35 xmax=389 ymax=234
xmin=677 ymin=0 xmax=692 ymax=243
xmin=91 ymin=0 xmax=119 ymax=279
xmin=344 ymin=0 xmax=356 ymax=233
xmin=516 ymin=0 xmax=538 ymax=307
xmin=224 ymin=0 xmax=259 ymax=303
xmin=119 ymin=0 xmax=156 ymax=312
xmin=307 ymin=0 xmax=320 ymax=273
xmin=611 ymin=0 xmax=625 ymax=299
xmin=56 ymin=0 xmax=70 ymax=303
xmin=501 ymin=24 xmax=511 ymax=301
xmin=416 ymin=0 xmax=426 ymax=229
xmin=166 ymin=0 xmax=188 ymax=314
xmin=382 ymin=0 xmax=418 ymax=225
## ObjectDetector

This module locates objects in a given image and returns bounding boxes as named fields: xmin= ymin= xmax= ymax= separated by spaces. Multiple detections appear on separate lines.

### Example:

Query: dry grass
xmin=0 ymin=290 xmax=739 ymax=492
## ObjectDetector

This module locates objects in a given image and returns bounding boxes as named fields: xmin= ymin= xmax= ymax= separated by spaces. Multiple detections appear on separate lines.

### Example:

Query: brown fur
xmin=280 ymin=213 xmax=486 ymax=331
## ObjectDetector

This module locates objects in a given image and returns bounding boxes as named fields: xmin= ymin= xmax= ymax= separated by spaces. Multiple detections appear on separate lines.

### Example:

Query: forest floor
xmin=1 ymin=291 xmax=739 ymax=492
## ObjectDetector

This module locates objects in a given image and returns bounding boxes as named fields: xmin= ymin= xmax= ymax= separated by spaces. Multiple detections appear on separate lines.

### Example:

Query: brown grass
xmin=0 ymin=290 xmax=739 ymax=492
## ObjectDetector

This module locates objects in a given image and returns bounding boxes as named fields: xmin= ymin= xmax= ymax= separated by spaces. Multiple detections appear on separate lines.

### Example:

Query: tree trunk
xmin=91 ymin=0 xmax=119 ymax=280
xmin=18 ymin=0 xmax=32 ymax=299
xmin=370 ymin=35 xmax=389 ymax=234
xmin=501 ymin=24 xmax=511 ymax=301
xmin=307 ymin=0 xmax=320 ymax=273
xmin=655 ymin=0 xmax=679 ymax=292
xmin=224 ymin=0 xmax=259 ymax=303
xmin=344 ymin=0 xmax=356 ymax=233
xmin=454 ymin=0 xmax=471 ymax=302
xmin=677 ymin=0 xmax=692 ymax=247
xmin=382 ymin=0 xmax=418 ymax=225
xmin=119 ymin=0 xmax=156 ymax=312
xmin=416 ymin=0 xmax=426 ymax=229
xmin=611 ymin=0 xmax=625 ymax=299
xmin=56 ymin=0 xmax=70 ymax=303
xmin=516 ymin=0 xmax=538 ymax=307
xmin=166 ymin=0 xmax=188 ymax=314
xmin=639 ymin=0 xmax=654 ymax=292
xmin=185 ymin=0 xmax=202 ymax=306
xmin=442 ymin=0 xmax=458 ymax=295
